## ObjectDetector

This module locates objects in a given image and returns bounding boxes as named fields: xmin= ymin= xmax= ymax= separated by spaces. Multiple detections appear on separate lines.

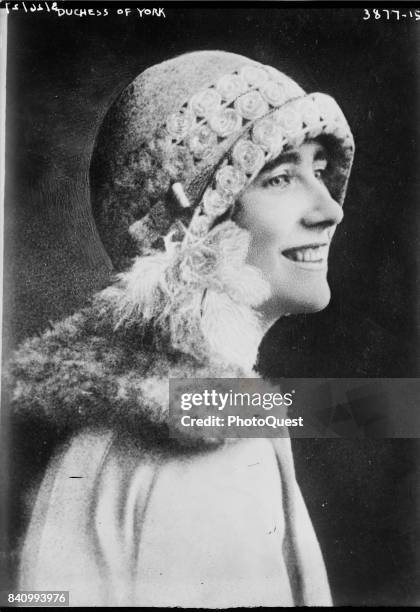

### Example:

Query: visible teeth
xmin=285 ymin=246 xmax=326 ymax=263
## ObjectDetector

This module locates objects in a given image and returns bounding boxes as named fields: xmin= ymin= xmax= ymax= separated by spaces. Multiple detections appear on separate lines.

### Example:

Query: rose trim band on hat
xmin=196 ymin=91 xmax=354 ymax=228
xmin=134 ymin=64 xmax=354 ymax=254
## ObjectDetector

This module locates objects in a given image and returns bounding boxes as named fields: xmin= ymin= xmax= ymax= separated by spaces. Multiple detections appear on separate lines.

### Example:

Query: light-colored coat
xmin=18 ymin=431 xmax=331 ymax=607
xmin=9 ymin=287 xmax=332 ymax=607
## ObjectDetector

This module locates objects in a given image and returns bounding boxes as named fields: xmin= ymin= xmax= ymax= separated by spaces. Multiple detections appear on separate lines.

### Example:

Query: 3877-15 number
xmin=363 ymin=8 xmax=420 ymax=20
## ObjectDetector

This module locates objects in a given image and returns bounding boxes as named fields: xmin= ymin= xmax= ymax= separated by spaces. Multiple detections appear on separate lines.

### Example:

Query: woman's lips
xmin=281 ymin=244 xmax=329 ymax=268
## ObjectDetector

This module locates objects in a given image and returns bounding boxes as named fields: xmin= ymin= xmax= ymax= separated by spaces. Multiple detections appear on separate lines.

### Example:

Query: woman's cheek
xmin=247 ymin=235 xmax=277 ymax=275
xmin=248 ymin=209 xmax=285 ymax=236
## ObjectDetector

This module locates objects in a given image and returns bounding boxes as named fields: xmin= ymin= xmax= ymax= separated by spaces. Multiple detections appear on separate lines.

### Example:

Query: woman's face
xmin=234 ymin=139 xmax=343 ymax=321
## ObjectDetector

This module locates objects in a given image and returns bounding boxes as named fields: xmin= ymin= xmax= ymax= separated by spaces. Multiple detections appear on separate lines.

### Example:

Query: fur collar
xmin=8 ymin=290 xmax=260 ymax=450
xmin=8 ymin=221 xmax=271 ymax=449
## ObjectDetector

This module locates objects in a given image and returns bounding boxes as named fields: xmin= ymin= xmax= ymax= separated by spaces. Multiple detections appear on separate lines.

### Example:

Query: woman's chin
xmin=290 ymin=290 xmax=332 ymax=315
xmin=296 ymin=289 xmax=332 ymax=314
xmin=260 ymin=287 xmax=332 ymax=320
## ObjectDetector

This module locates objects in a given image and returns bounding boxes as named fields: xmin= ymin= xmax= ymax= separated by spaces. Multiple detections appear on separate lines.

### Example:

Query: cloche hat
xmin=90 ymin=50 xmax=354 ymax=272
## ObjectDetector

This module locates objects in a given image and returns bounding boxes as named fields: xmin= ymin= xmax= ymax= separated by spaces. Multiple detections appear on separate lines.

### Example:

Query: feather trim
xmin=106 ymin=220 xmax=271 ymax=371
xmin=201 ymin=290 xmax=262 ymax=372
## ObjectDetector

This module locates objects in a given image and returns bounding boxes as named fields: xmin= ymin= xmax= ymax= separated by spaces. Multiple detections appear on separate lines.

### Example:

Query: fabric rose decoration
xmin=216 ymin=73 xmax=247 ymax=102
xmin=252 ymin=116 xmax=287 ymax=157
xmin=232 ymin=139 xmax=265 ymax=176
xmin=215 ymin=165 xmax=246 ymax=196
xmin=188 ymin=125 xmax=218 ymax=160
xmin=273 ymin=105 xmax=304 ymax=142
xmin=260 ymin=81 xmax=288 ymax=107
xmin=209 ymin=108 xmax=243 ymax=138
xmin=234 ymin=91 xmax=269 ymax=121
xmin=190 ymin=88 xmax=222 ymax=118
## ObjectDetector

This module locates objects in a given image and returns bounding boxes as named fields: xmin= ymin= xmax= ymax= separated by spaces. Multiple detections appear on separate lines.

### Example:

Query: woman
xmin=10 ymin=50 xmax=354 ymax=606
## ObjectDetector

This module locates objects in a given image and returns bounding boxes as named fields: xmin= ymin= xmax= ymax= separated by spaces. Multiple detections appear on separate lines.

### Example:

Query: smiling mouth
xmin=282 ymin=244 xmax=329 ymax=265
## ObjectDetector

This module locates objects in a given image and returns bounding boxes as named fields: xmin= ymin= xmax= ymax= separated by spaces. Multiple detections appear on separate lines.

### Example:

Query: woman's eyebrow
xmin=259 ymin=145 xmax=328 ymax=175
xmin=260 ymin=151 xmax=300 ymax=174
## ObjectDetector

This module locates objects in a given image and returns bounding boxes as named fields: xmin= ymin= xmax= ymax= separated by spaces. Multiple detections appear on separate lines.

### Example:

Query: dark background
xmin=2 ymin=4 xmax=420 ymax=606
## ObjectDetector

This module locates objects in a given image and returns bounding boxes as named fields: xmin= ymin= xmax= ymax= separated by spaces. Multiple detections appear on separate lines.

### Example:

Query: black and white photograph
xmin=1 ymin=3 xmax=419 ymax=607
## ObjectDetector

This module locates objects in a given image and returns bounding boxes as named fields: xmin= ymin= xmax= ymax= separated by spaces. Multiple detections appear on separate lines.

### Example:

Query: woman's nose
xmin=301 ymin=180 xmax=344 ymax=229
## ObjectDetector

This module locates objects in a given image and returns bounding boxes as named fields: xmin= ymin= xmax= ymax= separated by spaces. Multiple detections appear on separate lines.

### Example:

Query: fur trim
xmin=6 ymin=221 xmax=270 ymax=448
xmin=7 ymin=295 xmax=255 ymax=449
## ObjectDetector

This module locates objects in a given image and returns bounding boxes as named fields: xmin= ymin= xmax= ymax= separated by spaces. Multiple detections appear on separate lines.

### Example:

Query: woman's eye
xmin=266 ymin=173 xmax=291 ymax=188
xmin=314 ymin=165 xmax=328 ymax=181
